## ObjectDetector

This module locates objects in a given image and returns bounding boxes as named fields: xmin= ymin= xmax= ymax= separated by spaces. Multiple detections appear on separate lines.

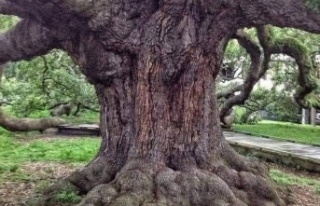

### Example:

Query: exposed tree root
xmin=26 ymin=136 xmax=285 ymax=206
xmin=77 ymin=159 xmax=283 ymax=206
xmin=36 ymin=154 xmax=284 ymax=206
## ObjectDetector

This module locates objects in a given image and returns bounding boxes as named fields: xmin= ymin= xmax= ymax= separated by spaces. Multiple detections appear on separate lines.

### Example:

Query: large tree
xmin=1 ymin=1 xmax=320 ymax=205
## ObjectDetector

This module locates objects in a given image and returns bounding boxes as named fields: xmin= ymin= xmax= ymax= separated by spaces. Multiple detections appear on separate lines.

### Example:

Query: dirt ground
xmin=0 ymin=162 xmax=76 ymax=206
xmin=270 ymin=162 xmax=320 ymax=206
xmin=0 ymin=162 xmax=319 ymax=206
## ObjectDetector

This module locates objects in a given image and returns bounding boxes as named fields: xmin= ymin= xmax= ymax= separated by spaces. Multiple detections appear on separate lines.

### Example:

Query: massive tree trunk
xmin=73 ymin=76 xmax=282 ymax=205
xmin=47 ymin=6 xmax=284 ymax=206
xmin=2 ymin=0 xmax=320 ymax=205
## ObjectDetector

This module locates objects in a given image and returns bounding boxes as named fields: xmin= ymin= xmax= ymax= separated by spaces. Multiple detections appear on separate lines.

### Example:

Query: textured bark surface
xmin=1 ymin=0 xmax=320 ymax=205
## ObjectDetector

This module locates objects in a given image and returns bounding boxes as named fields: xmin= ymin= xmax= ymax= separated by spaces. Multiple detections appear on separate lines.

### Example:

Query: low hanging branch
xmin=219 ymin=25 xmax=318 ymax=125
xmin=0 ymin=19 xmax=56 ymax=64
xmin=219 ymin=29 xmax=267 ymax=124
xmin=257 ymin=26 xmax=318 ymax=107
xmin=0 ymin=109 xmax=65 ymax=132
xmin=217 ymin=84 xmax=242 ymax=99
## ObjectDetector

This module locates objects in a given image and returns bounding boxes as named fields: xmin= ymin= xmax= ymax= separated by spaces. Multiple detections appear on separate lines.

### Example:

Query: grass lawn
xmin=0 ymin=136 xmax=100 ymax=164
xmin=233 ymin=120 xmax=320 ymax=145
xmin=0 ymin=130 xmax=100 ymax=205
xmin=1 ymin=129 xmax=320 ymax=205
xmin=0 ymin=129 xmax=100 ymax=180
xmin=270 ymin=169 xmax=320 ymax=194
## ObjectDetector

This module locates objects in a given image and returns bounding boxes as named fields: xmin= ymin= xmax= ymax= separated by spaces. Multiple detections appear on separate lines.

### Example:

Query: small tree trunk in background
xmin=311 ymin=107 xmax=317 ymax=126
xmin=301 ymin=108 xmax=307 ymax=124
xmin=0 ymin=64 xmax=5 ymax=83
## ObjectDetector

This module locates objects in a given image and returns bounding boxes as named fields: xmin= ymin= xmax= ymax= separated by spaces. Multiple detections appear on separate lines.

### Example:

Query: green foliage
xmin=0 ymin=163 xmax=19 ymax=174
xmin=64 ymin=110 xmax=99 ymax=123
xmin=54 ymin=190 xmax=82 ymax=204
xmin=0 ymin=126 xmax=14 ymax=137
xmin=305 ymin=0 xmax=320 ymax=12
xmin=0 ymin=50 xmax=99 ymax=118
xmin=0 ymin=14 xmax=19 ymax=31
xmin=234 ymin=107 xmax=261 ymax=124
xmin=234 ymin=121 xmax=320 ymax=145
xmin=0 ymin=135 xmax=100 ymax=165
xmin=221 ymin=25 xmax=320 ymax=121
xmin=222 ymin=39 xmax=250 ymax=78
xmin=264 ymin=93 xmax=301 ymax=123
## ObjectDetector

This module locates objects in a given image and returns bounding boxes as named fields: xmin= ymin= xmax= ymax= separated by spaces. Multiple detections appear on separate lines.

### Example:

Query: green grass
xmin=0 ymin=133 xmax=100 ymax=179
xmin=0 ymin=136 xmax=100 ymax=164
xmin=270 ymin=169 xmax=320 ymax=194
xmin=53 ymin=190 xmax=82 ymax=204
xmin=233 ymin=121 xmax=320 ymax=145
xmin=64 ymin=111 xmax=99 ymax=123
xmin=1 ymin=127 xmax=320 ymax=203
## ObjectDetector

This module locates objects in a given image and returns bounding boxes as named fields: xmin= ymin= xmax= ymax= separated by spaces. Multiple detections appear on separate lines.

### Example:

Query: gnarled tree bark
xmin=1 ymin=0 xmax=320 ymax=205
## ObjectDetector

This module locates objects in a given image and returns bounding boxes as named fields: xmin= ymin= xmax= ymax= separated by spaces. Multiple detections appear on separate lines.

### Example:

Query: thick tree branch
xmin=219 ymin=29 xmax=266 ymax=123
xmin=0 ymin=0 xmax=28 ymax=17
xmin=220 ymin=26 xmax=317 ymax=126
xmin=240 ymin=0 xmax=320 ymax=33
xmin=257 ymin=26 xmax=317 ymax=107
xmin=0 ymin=108 xmax=65 ymax=131
xmin=220 ymin=24 xmax=319 ymax=126
xmin=0 ymin=0 xmax=89 ymax=32
xmin=0 ymin=19 xmax=56 ymax=64
xmin=217 ymin=85 xmax=242 ymax=99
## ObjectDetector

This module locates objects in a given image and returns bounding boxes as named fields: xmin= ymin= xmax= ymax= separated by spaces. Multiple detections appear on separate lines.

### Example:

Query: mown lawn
xmin=233 ymin=121 xmax=320 ymax=145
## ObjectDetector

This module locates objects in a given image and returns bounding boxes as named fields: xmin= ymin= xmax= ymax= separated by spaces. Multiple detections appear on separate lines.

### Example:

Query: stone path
xmin=55 ymin=124 xmax=320 ymax=172
xmin=57 ymin=124 xmax=100 ymax=136
xmin=224 ymin=131 xmax=320 ymax=172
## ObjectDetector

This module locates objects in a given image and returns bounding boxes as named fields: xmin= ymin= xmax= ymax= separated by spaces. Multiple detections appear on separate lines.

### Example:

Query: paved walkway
xmin=56 ymin=124 xmax=320 ymax=171
xmin=224 ymin=131 xmax=320 ymax=171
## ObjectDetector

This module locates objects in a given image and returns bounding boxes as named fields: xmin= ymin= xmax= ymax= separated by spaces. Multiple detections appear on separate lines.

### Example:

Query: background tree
xmin=219 ymin=26 xmax=320 ymax=127
xmin=1 ymin=51 xmax=99 ymax=118
xmin=0 ymin=15 xmax=98 ymax=131
xmin=0 ymin=14 xmax=65 ymax=131
xmin=1 ymin=1 xmax=320 ymax=205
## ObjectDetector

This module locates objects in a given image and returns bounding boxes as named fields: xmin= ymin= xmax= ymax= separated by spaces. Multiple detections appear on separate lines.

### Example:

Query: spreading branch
xmin=257 ymin=26 xmax=317 ymax=107
xmin=240 ymin=0 xmax=320 ymax=33
xmin=217 ymin=85 xmax=242 ymax=99
xmin=0 ymin=0 xmax=29 ymax=17
xmin=220 ymin=25 xmax=318 ymax=125
xmin=219 ymin=29 xmax=266 ymax=123
xmin=0 ymin=0 xmax=90 ymax=28
xmin=0 ymin=19 xmax=56 ymax=64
